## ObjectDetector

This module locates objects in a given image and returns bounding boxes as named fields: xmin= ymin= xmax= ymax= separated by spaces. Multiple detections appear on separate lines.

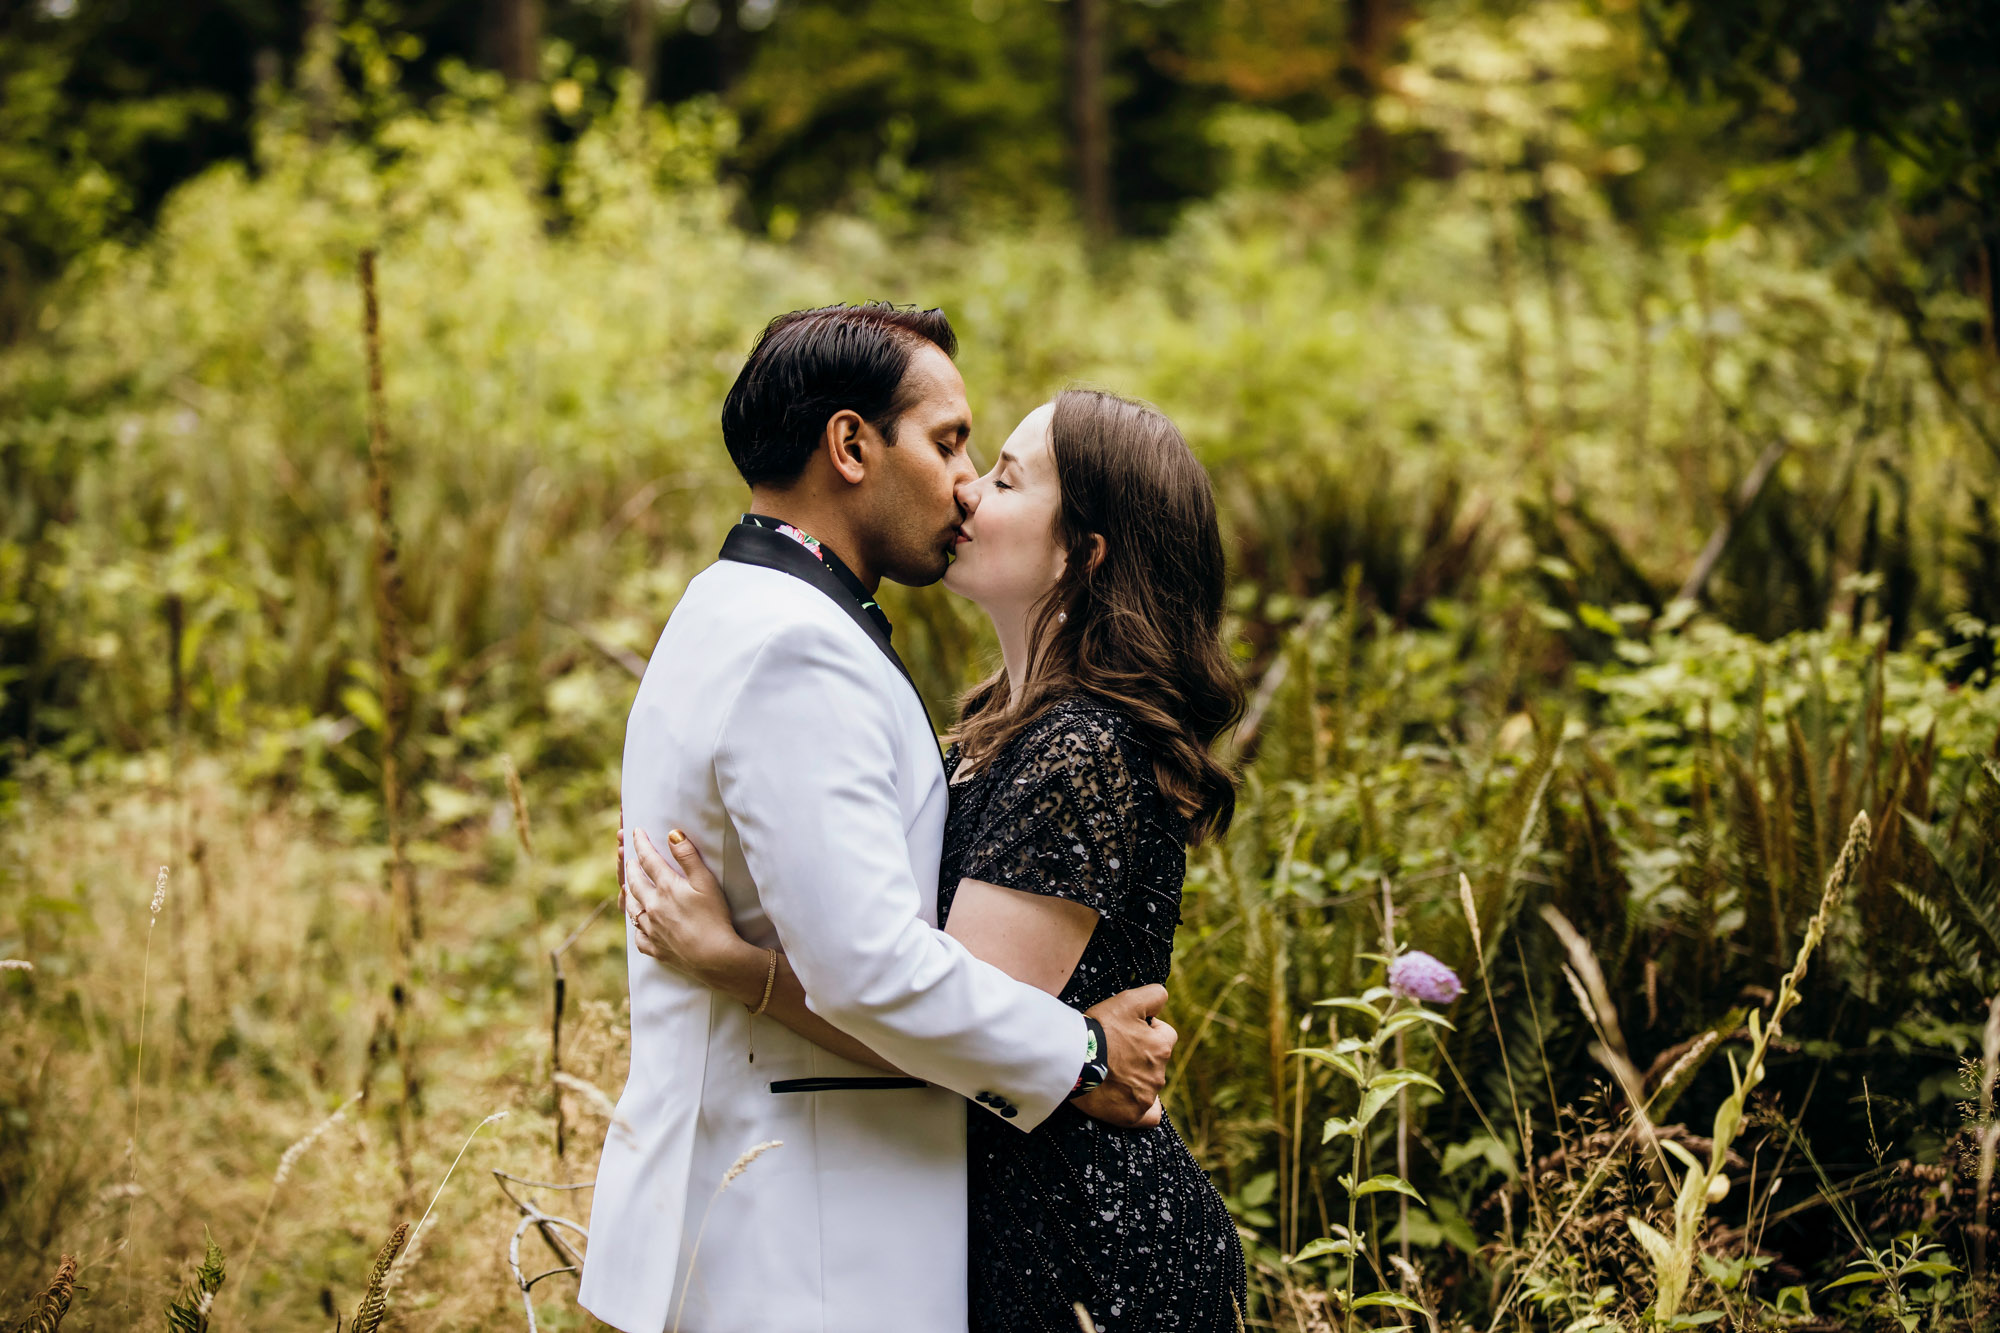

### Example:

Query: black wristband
xmin=1069 ymin=1016 xmax=1109 ymax=1099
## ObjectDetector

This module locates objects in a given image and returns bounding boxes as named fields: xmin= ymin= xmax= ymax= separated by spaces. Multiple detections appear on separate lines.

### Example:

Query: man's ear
xmin=820 ymin=410 xmax=870 ymax=485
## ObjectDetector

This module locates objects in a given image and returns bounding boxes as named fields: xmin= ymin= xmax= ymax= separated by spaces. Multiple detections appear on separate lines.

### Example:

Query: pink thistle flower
xmin=1388 ymin=951 xmax=1463 ymax=1004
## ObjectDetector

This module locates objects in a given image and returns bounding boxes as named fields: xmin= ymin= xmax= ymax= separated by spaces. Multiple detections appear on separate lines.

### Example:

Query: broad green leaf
xmin=1293 ymin=1048 xmax=1364 ymax=1085
xmin=1368 ymin=1069 xmax=1443 ymax=1097
xmin=1357 ymin=1084 xmax=1398 ymax=1127
xmin=1351 ymin=1174 xmax=1426 ymax=1205
xmin=1379 ymin=1008 xmax=1456 ymax=1038
xmin=1317 ymin=997 xmax=1383 ymax=1024
xmin=1387 ymin=1206 xmax=1445 ymax=1249
xmin=1821 ymin=1271 xmax=1886 ymax=1290
xmin=1352 ymin=1292 xmax=1427 ymax=1313
xmin=1441 ymin=1134 xmax=1518 ymax=1180
xmin=1293 ymin=1236 xmax=1361 ymax=1261
xmin=1627 ymin=1216 xmax=1673 ymax=1270
xmin=1323 ymin=1116 xmax=1359 ymax=1144
xmin=1661 ymin=1138 xmax=1702 ymax=1174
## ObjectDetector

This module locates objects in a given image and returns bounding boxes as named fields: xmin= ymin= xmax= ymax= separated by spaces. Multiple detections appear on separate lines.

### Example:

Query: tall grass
xmin=2 ymin=3 xmax=1999 ymax=1326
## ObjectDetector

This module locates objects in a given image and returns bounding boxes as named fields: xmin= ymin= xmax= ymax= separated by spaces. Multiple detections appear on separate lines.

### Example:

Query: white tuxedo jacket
xmin=578 ymin=523 xmax=1086 ymax=1333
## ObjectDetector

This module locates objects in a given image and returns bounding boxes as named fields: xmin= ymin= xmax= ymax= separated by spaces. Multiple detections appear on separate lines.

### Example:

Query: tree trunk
xmin=299 ymin=0 xmax=340 ymax=139
xmin=1347 ymin=0 xmax=1409 ymax=187
xmin=1067 ymin=0 xmax=1113 ymax=242
xmin=626 ymin=0 xmax=656 ymax=101
xmin=494 ymin=0 xmax=542 ymax=84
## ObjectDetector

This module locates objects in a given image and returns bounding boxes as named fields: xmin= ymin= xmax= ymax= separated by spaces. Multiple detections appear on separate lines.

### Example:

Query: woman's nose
xmin=954 ymin=474 xmax=983 ymax=517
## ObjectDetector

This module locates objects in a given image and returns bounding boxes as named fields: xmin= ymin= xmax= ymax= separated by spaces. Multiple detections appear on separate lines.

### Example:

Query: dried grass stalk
xmin=359 ymin=248 xmax=419 ymax=1200
xmin=349 ymin=1222 xmax=409 ymax=1333
xmin=673 ymin=1140 xmax=784 ymax=1333
xmin=503 ymin=754 xmax=534 ymax=859
xmin=13 ymin=1253 xmax=78 ymax=1333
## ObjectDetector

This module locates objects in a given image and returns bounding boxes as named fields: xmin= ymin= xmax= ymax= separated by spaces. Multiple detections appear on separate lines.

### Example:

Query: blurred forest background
xmin=3 ymin=0 xmax=2000 ymax=1329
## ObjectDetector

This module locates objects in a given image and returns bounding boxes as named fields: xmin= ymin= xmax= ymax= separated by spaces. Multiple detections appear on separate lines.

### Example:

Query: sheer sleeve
xmin=957 ymin=707 xmax=1142 ymax=915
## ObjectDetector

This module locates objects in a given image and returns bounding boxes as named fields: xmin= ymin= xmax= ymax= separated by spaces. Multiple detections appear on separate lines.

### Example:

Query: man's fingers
xmin=1127 ymin=984 xmax=1169 ymax=1018
xmin=1139 ymin=1099 xmax=1163 ymax=1128
xmin=1151 ymin=1020 xmax=1178 ymax=1049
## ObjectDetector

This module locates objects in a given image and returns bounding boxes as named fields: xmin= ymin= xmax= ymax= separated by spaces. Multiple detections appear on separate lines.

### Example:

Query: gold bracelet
xmin=749 ymin=948 xmax=779 ymax=1017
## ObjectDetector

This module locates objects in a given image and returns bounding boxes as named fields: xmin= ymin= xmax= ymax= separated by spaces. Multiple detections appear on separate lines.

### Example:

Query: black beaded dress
xmin=940 ymin=696 xmax=1247 ymax=1333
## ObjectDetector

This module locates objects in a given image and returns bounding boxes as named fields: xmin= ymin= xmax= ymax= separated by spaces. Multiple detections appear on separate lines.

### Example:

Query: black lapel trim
xmin=768 ymin=1076 xmax=928 ymax=1094
xmin=719 ymin=524 xmax=917 ymax=691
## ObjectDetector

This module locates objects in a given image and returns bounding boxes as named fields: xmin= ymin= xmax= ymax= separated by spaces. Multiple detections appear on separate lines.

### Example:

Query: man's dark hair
xmin=720 ymin=302 xmax=959 ymax=487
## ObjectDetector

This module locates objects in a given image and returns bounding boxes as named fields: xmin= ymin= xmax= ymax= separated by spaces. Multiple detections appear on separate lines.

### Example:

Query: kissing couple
xmin=577 ymin=303 xmax=1248 ymax=1333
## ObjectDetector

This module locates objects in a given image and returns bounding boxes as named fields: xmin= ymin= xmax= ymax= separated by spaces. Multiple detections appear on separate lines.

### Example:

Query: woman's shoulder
xmin=1011 ymin=693 xmax=1140 ymax=753
xmin=1000 ymin=696 xmax=1157 ymax=796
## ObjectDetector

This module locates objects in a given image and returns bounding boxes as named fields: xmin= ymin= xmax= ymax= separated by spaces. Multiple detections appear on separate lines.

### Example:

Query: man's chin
xmin=884 ymin=550 xmax=952 ymax=589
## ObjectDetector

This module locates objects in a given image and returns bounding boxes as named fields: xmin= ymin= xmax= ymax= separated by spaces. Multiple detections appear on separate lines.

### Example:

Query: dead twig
xmin=550 ymin=894 xmax=617 ymax=1158
xmin=494 ymin=1170 xmax=593 ymax=1332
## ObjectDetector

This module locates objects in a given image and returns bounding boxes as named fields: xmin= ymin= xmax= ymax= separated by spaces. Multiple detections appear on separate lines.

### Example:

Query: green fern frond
xmin=164 ymin=1232 xmax=225 ymax=1333
xmin=1891 ymin=881 xmax=1991 ymax=990
xmin=349 ymin=1222 xmax=409 ymax=1333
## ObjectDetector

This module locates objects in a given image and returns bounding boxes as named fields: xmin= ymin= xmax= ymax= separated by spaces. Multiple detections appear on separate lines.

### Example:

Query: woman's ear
xmin=1085 ymin=532 xmax=1107 ymax=575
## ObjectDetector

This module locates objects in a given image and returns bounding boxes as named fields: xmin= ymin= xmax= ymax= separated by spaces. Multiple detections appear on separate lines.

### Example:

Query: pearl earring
xmin=1057 ymin=611 xmax=1067 ymax=624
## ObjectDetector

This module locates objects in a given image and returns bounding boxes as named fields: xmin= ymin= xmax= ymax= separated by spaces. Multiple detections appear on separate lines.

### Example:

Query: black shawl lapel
xmin=718 ymin=523 xmax=918 ymax=692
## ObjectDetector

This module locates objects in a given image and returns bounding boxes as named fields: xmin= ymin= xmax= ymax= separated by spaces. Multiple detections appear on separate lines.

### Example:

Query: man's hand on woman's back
xmin=1075 ymin=985 xmax=1176 ymax=1128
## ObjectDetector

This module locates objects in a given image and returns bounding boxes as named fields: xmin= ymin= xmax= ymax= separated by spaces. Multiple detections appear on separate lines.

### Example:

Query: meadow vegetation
xmin=3 ymin=2 xmax=2000 ymax=1329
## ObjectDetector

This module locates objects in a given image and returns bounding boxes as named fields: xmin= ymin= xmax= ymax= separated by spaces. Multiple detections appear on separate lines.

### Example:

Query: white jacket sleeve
xmin=714 ymin=619 xmax=1086 ymax=1131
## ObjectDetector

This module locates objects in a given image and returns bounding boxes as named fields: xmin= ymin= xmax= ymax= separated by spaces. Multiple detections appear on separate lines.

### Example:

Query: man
xmin=578 ymin=303 xmax=1177 ymax=1333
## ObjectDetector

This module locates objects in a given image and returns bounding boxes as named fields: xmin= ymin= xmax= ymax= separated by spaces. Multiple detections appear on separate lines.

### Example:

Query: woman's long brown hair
xmin=949 ymin=389 xmax=1245 ymax=843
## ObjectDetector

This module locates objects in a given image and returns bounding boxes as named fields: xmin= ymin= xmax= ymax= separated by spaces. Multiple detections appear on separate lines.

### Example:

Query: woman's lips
xmin=954 ymin=532 xmax=971 ymax=545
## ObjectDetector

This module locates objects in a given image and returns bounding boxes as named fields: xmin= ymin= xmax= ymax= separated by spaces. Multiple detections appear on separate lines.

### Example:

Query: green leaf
xmin=1294 ymin=1047 xmax=1365 ymax=1084
xmin=1352 ymin=1292 xmax=1427 ymax=1313
xmin=1351 ymin=1174 xmax=1426 ymax=1205
xmin=1627 ymin=1216 xmax=1673 ymax=1270
xmin=1359 ymin=1070 xmax=1442 ymax=1124
xmin=1367 ymin=1069 xmax=1443 ymax=1097
xmin=1323 ymin=1116 xmax=1360 ymax=1144
xmin=1317 ymin=997 xmax=1383 ymax=1024
xmin=1577 ymin=602 xmax=1622 ymax=636
xmin=1441 ymin=1134 xmax=1517 ymax=1180
xmin=1387 ymin=1206 xmax=1446 ymax=1249
xmin=1822 ymin=1271 xmax=1887 ymax=1290
xmin=1379 ymin=1008 xmax=1456 ymax=1038
xmin=1428 ymin=1196 xmax=1483 ymax=1254
xmin=1661 ymin=1138 xmax=1703 ymax=1175
xmin=1903 ymin=1260 xmax=1959 ymax=1278
xmin=1293 ymin=1235 xmax=1362 ymax=1261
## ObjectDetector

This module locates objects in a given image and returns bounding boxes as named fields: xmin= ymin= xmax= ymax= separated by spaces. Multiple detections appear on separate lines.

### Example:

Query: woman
xmin=624 ymin=388 xmax=1247 ymax=1332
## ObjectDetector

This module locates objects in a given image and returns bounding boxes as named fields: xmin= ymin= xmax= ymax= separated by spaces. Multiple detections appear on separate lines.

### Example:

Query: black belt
xmin=768 ymin=1077 xmax=927 ymax=1094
